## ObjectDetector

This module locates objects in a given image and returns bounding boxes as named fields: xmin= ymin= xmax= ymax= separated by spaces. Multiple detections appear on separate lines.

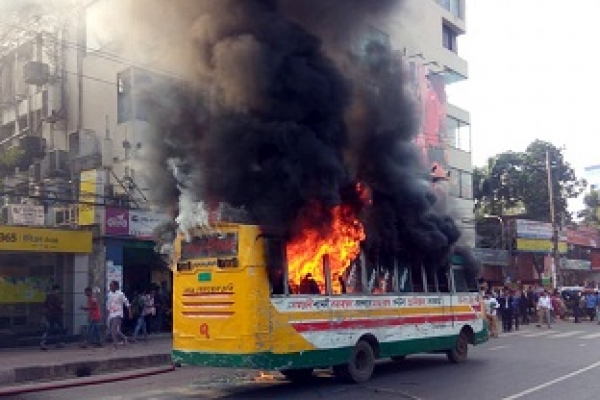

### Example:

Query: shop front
xmin=0 ymin=226 xmax=92 ymax=347
xmin=103 ymin=207 xmax=172 ymax=333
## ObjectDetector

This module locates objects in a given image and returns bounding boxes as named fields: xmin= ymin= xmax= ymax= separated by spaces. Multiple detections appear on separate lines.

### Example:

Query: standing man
xmin=81 ymin=287 xmax=102 ymax=348
xmin=106 ymin=280 xmax=131 ymax=347
xmin=572 ymin=290 xmax=582 ymax=323
xmin=536 ymin=291 xmax=552 ymax=329
xmin=483 ymin=292 xmax=500 ymax=338
xmin=498 ymin=289 xmax=513 ymax=332
xmin=585 ymin=290 xmax=598 ymax=322
xmin=41 ymin=284 xmax=64 ymax=350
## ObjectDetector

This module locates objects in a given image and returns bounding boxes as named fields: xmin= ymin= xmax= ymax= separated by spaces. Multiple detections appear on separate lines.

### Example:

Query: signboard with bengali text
xmin=0 ymin=226 xmax=92 ymax=253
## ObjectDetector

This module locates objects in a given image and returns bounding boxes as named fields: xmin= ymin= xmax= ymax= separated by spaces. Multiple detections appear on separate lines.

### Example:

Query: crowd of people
xmin=483 ymin=285 xmax=600 ymax=338
xmin=39 ymin=281 xmax=172 ymax=350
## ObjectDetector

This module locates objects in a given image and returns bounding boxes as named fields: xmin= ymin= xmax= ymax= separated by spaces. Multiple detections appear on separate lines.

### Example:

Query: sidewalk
xmin=0 ymin=334 xmax=173 ymax=389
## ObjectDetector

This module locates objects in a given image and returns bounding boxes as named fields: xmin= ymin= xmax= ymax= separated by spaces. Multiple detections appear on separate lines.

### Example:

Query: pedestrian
xmin=551 ymin=290 xmax=565 ymax=322
xmin=572 ymin=290 xmax=582 ymax=323
xmin=132 ymin=288 xmax=155 ymax=343
xmin=585 ymin=290 xmax=598 ymax=321
xmin=106 ymin=280 xmax=131 ymax=348
xmin=483 ymin=292 xmax=500 ymax=338
xmin=498 ymin=289 xmax=513 ymax=332
xmin=152 ymin=285 xmax=165 ymax=333
xmin=40 ymin=284 xmax=64 ymax=350
xmin=80 ymin=287 xmax=102 ymax=348
xmin=511 ymin=291 xmax=520 ymax=330
xmin=519 ymin=289 xmax=529 ymax=325
xmin=536 ymin=291 xmax=552 ymax=329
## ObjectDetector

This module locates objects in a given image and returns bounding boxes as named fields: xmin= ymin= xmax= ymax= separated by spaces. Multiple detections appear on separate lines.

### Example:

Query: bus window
xmin=366 ymin=263 xmax=394 ymax=295
xmin=410 ymin=263 xmax=426 ymax=292
xmin=426 ymin=268 xmax=437 ymax=292
xmin=451 ymin=266 xmax=469 ymax=293
xmin=436 ymin=268 xmax=450 ymax=293
xmin=265 ymin=238 xmax=287 ymax=296
xmin=395 ymin=262 xmax=412 ymax=292
xmin=298 ymin=274 xmax=322 ymax=295
xmin=345 ymin=255 xmax=365 ymax=294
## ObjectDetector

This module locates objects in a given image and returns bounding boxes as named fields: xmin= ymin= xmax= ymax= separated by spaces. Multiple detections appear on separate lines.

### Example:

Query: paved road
xmin=13 ymin=320 xmax=600 ymax=400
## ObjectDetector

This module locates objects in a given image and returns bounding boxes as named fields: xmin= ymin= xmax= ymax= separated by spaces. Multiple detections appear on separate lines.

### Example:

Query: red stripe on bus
xmin=291 ymin=313 xmax=478 ymax=332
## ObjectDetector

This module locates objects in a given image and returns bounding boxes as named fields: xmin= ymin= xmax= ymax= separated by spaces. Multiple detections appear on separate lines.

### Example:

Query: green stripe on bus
xmin=172 ymin=329 xmax=488 ymax=370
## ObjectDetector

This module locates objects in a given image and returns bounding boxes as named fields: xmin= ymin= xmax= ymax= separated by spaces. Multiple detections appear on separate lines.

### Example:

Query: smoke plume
xmin=137 ymin=0 xmax=463 ymax=271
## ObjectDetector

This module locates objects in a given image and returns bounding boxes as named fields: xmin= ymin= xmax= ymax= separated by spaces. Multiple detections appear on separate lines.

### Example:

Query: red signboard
xmin=567 ymin=229 xmax=600 ymax=248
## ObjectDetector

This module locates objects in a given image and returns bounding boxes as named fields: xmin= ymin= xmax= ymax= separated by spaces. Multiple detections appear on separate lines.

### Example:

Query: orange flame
xmin=286 ymin=202 xmax=365 ymax=294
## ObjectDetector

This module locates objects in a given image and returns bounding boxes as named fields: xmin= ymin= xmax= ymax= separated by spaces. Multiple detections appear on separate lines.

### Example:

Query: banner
xmin=0 ymin=226 xmax=92 ymax=253
xmin=105 ymin=207 xmax=129 ymax=236
xmin=129 ymin=210 xmax=170 ymax=239
xmin=6 ymin=204 xmax=45 ymax=226
xmin=0 ymin=276 xmax=53 ymax=304
xmin=516 ymin=238 xmax=567 ymax=253
xmin=78 ymin=169 xmax=98 ymax=226
xmin=515 ymin=219 xmax=553 ymax=239
xmin=104 ymin=207 xmax=170 ymax=239
xmin=106 ymin=260 xmax=123 ymax=290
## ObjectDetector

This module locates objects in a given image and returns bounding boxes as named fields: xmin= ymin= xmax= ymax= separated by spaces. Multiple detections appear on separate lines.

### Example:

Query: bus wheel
xmin=280 ymin=368 xmax=314 ymax=381
xmin=333 ymin=340 xmax=376 ymax=383
xmin=446 ymin=330 xmax=469 ymax=363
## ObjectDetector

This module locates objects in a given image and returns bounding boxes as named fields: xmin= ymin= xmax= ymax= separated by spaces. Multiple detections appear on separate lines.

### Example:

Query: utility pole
xmin=546 ymin=149 xmax=560 ymax=289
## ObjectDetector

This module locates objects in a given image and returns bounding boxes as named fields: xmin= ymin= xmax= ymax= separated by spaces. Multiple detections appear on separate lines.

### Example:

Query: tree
xmin=474 ymin=140 xmax=586 ymax=223
xmin=578 ymin=190 xmax=600 ymax=227
xmin=473 ymin=151 xmax=526 ymax=218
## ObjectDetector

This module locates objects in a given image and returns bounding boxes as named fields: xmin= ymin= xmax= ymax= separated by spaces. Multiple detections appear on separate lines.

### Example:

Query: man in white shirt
xmin=483 ymin=293 xmax=500 ymax=338
xmin=106 ymin=280 xmax=131 ymax=347
xmin=536 ymin=291 xmax=552 ymax=329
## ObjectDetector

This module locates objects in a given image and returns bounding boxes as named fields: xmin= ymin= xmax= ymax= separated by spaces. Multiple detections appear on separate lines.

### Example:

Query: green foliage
xmin=578 ymin=190 xmax=600 ymax=226
xmin=0 ymin=147 xmax=25 ymax=173
xmin=474 ymin=140 xmax=586 ymax=223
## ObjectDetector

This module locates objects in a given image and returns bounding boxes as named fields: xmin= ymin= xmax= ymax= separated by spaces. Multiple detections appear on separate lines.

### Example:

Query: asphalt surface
xmin=11 ymin=319 xmax=600 ymax=400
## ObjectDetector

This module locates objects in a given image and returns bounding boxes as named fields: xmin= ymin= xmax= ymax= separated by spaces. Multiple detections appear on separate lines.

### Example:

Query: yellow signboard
xmin=516 ymin=238 xmax=567 ymax=254
xmin=79 ymin=169 xmax=98 ymax=226
xmin=0 ymin=226 xmax=92 ymax=253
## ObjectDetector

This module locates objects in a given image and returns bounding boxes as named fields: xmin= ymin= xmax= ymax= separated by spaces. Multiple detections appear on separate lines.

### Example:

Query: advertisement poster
xmin=8 ymin=204 xmax=45 ymax=226
xmin=0 ymin=276 xmax=52 ymax=303
xmin=105 ymin=207 xmax=130 ymax=236
xmin=106 ymin=260 xmax=123 ymax=289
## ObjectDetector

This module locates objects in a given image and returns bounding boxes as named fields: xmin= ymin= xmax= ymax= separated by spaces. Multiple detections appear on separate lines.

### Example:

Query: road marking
xmin=548 ymin=331 xmax=585 ymax=338
xmin=520 ymin=330 xmax=554 ymax=337
xmin=580 ymin=332 xmax=600 ymax=339
xmin=487 ymin=345 xmax=509 ymax=351
xmin=502 ymin=360 xmax=600 ymax=400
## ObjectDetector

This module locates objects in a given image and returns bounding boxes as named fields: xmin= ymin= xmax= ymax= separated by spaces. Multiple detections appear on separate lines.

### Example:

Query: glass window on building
xmin=437 ymin=0 xmax=462 ymax=19
xmin=442 ymin=24 xmax=458 ymax=52
xmin=0 ymin=253 xmax=66 ymax=346
xmin=449 ymin=168 xmax=460 ymax=197
xmin=446 ymin=116 xmax=471 ymax=152
xmin=460 ymin=171 xmax=473 ymax=199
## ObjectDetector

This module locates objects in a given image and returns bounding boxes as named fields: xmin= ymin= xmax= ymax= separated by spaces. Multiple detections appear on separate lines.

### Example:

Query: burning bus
xmin=171 ymin=192 xmax=487 ymax=383
xmin=135 ymin=0 xmax=488 ymax=384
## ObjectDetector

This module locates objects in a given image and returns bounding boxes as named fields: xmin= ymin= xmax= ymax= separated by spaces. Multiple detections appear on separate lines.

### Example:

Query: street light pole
xmin=546 ymin=149 xmax=560 ymax=289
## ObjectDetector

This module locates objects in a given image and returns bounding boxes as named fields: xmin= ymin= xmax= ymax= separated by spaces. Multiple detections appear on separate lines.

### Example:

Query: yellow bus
xmin=172 ymin=222 xmax=488 ymax=383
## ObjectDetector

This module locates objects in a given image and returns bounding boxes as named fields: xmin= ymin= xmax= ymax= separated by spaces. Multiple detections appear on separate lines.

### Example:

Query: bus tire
xmin=280 ymin=368 xmax=314 ymax=381
xmin=446 ymin=330 xmax=469 ymax=363
xmin=333 ymin=340 xmax=376 ymax=383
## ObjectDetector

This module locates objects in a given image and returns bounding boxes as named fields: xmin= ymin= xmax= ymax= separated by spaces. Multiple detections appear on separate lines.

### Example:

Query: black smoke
xmin=138 ymin=0 xmax=465 ymax=271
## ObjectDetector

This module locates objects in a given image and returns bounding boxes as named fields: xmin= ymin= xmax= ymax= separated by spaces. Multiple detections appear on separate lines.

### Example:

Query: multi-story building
xmin=381 ymin=0 xmax=473 ymax=245
xmin=0 ymin=0 xmax=472 ymax=346
xmin=0 ymin=1 xmax=171 ymax=346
